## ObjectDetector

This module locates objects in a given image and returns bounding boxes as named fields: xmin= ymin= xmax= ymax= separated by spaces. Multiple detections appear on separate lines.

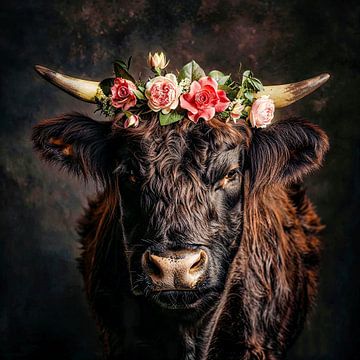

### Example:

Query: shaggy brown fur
xmin=32 ymin=114 xmax=329 ymax=360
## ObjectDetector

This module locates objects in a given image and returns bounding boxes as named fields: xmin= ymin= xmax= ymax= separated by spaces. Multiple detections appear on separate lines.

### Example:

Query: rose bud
xmin=230 ymin=100 xmax=245 ymax=122
xmin=147 ymin=52 xmax=169 ymax=71
xmin=124 ymin=114 xmax=140 ymax=128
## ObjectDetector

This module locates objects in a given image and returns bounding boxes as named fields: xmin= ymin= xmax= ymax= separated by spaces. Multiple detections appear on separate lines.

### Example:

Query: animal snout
xmin=142 ymin=249 xmax=208 ymax=290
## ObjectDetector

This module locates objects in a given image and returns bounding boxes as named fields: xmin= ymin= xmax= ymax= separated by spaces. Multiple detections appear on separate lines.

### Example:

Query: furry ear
xmin=248 ymin=118 xmax=329 ymax=189
xmin=32 ymin=114 xmax=115 ymax=182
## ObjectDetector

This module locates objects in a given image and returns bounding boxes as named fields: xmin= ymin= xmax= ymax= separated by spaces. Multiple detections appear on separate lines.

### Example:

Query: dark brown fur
xmin=32 ymin=114 xmax=329 ymax=359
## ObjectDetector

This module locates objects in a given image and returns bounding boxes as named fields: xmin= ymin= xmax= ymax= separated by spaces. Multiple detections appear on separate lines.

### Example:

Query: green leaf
xmin=218 ymin=84 xmax=237 ymax=100
xmin=218 ymin=84 xmax=232 ymax=92
xmin=236 ymin=86 xmax=244 ymax=99
xmin=247 ymin=78 xmax=256 ymax=89
xmin=250 ymin=77 xmax=264 ymax=91
xmin=133 ymin=88 xmax=146 ymax=100
xmin=225 ymin=78 xmax=235 ymax=86
xmin=159 ymin=111 xmax=184 ymax=126
xmin=113 ymin=61 xmax=125 ymax=76
xmin=209 ymin=70 xmax=224 ymax=77
xmin=115 ymin=59 xmax=128 ymax=68
xmin=241 ymin=109 xmax=249 ymax=118
xmin=123 ymin=110 xmax=133 ymax=118
xmin=244 ymin=91 xmax=254 ymax=102
xmin=127 ymin=56 xmax=132 ymax=70
xmin=113 ymin=61 xmax=136 ymax=82
xmin=208 ymin=70 xmax=231 ymax=85
xmin=178 ymin=60 xmax=206 ymax=82
xmin=242 ymin=70 xmax=252 ymax=84
xmin=217 ymin=111 xmax=230 ymax=120
xmin=99 ymin=78 xmax=114 ymax=96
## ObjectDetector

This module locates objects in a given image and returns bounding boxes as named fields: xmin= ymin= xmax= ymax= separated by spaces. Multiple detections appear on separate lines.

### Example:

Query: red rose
xmin=111 ymin=78 xmax=137 ymax=110
xmin=180 ymin=77 xmax=230 ymax=122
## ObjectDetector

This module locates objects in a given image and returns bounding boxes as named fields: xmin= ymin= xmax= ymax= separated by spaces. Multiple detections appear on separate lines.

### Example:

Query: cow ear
xmin=248 ymin=118 xmax=329 ymax=189
xmin=32 ymin=114 xmax=115 ymax=182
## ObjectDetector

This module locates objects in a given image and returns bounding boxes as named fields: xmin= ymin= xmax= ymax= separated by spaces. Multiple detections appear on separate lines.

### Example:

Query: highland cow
xmin=32 ymin=63 xmax=329 ymax=359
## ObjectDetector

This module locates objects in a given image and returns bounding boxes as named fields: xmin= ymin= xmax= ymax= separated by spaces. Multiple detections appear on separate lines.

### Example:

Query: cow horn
xmin=255 ymin=73 xmax=330 ymax=108
xmin=34 ymin=65 xmax=100 ymax=103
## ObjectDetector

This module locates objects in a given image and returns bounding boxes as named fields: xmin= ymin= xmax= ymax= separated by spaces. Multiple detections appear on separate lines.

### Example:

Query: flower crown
xmin=35 ymin=52 xmax=330 ymax=129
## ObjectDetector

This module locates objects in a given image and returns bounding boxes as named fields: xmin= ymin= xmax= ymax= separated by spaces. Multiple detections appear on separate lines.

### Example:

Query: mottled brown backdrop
xmin=1 ymin=0 xmax=359 ymax=359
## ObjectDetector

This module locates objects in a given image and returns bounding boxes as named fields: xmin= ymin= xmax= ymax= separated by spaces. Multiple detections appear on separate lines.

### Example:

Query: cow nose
xmin=142 ymin=249 xmax=208 ymax=290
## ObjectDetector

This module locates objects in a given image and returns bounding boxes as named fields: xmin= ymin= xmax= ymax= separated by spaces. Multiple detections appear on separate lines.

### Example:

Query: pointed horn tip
xmin=318 ymin=72 xmax=330 ymax=84
xmin=34 ymin=65 xmax=54 ymax=78
xmin=34 ymin=64 xmax=45 ymax=75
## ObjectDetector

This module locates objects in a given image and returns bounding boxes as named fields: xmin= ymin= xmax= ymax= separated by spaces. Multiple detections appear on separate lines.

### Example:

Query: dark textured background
xmin=1 ymin=0 xmax=359 ymax=359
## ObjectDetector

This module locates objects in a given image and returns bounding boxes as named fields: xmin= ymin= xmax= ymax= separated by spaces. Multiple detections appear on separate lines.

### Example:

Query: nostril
xmin=144 ymin=252 xmax=162 ymax=277
xmin=189 ymin=250 xmax=207 ymax=274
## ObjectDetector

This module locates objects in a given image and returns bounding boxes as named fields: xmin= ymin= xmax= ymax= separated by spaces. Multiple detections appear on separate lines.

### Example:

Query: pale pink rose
xmin=180 ymin=76 xmax=230 ymax=123
xmin=124 ymin=114 xmax=140 ymax=128
xmin=111 ymin=78 xmax=137 ymax=110
xmin=249 ymin=95 xmax=275 ymax=128
xmin=230 ymin=100 xmax=245 ymax=121
xmin=145 ymin=74 xmax=181 ymax=114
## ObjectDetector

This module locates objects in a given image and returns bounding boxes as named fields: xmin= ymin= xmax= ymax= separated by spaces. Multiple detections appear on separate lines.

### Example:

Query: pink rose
xmin=249 ymin=95 xmax=275 ymax=128
xmin=180 ymin=77 xmax=230 ymax=122
xmin=111 ymin=78 xmax=137 ymax=110
xmin=124 ymin=114 xmax=140 ymax=128
xmin=145 ymin=74 xmax=181 ymax=114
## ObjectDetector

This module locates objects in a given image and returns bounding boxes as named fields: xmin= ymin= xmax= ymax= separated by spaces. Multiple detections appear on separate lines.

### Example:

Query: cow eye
xmin=215 ymin=167 xmax=241 ymax=191
xmin=225 ymin=168 xmax=239 ymax=181
xmin=128 ymin=169 xmax=139 ymax=184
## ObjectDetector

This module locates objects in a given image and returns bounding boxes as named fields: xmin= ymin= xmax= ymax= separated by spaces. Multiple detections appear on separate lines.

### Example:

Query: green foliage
xmin=95 ymin=96 xmax=116 ymax=117
xmin=208 ymin=70 xmax=230 ymax=85
xmin=132 ymin=88 xmax=146 ymax=100
xmin=234 ymin=69 xmax=265 ymax=119
xmin=99 ymin=78 xmax=114 ymax=96
xmin=178 ymin=60 xmax=206 ymax=82
xmin=159 ymin=111 xmax=184 ymax=126
xmin=219 ymin=82 xmax=238 ymax=100
xmin=217 ymin=111 xmax=230 ymax=120
xmin=244 ymin=91 xmax=254 ymax=102
xmin=241 ymin=70 xmax=264 ymax=92
xmin=113 ymin=59 xmax=136 ymax=82
xmin=137 ymin=85 xmax=145 ymax=92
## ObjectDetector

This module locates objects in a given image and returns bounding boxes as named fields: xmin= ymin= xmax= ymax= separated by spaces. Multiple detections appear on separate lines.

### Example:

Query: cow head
xmin=32 ymin=65 xmax=329 ymax=314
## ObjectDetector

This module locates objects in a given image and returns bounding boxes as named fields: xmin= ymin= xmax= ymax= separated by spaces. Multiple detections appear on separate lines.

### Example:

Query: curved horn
xmin=34 ymin=65 xmax=100 ymax=103
xmin=255 ymin=73 xmax=330 ymax=108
